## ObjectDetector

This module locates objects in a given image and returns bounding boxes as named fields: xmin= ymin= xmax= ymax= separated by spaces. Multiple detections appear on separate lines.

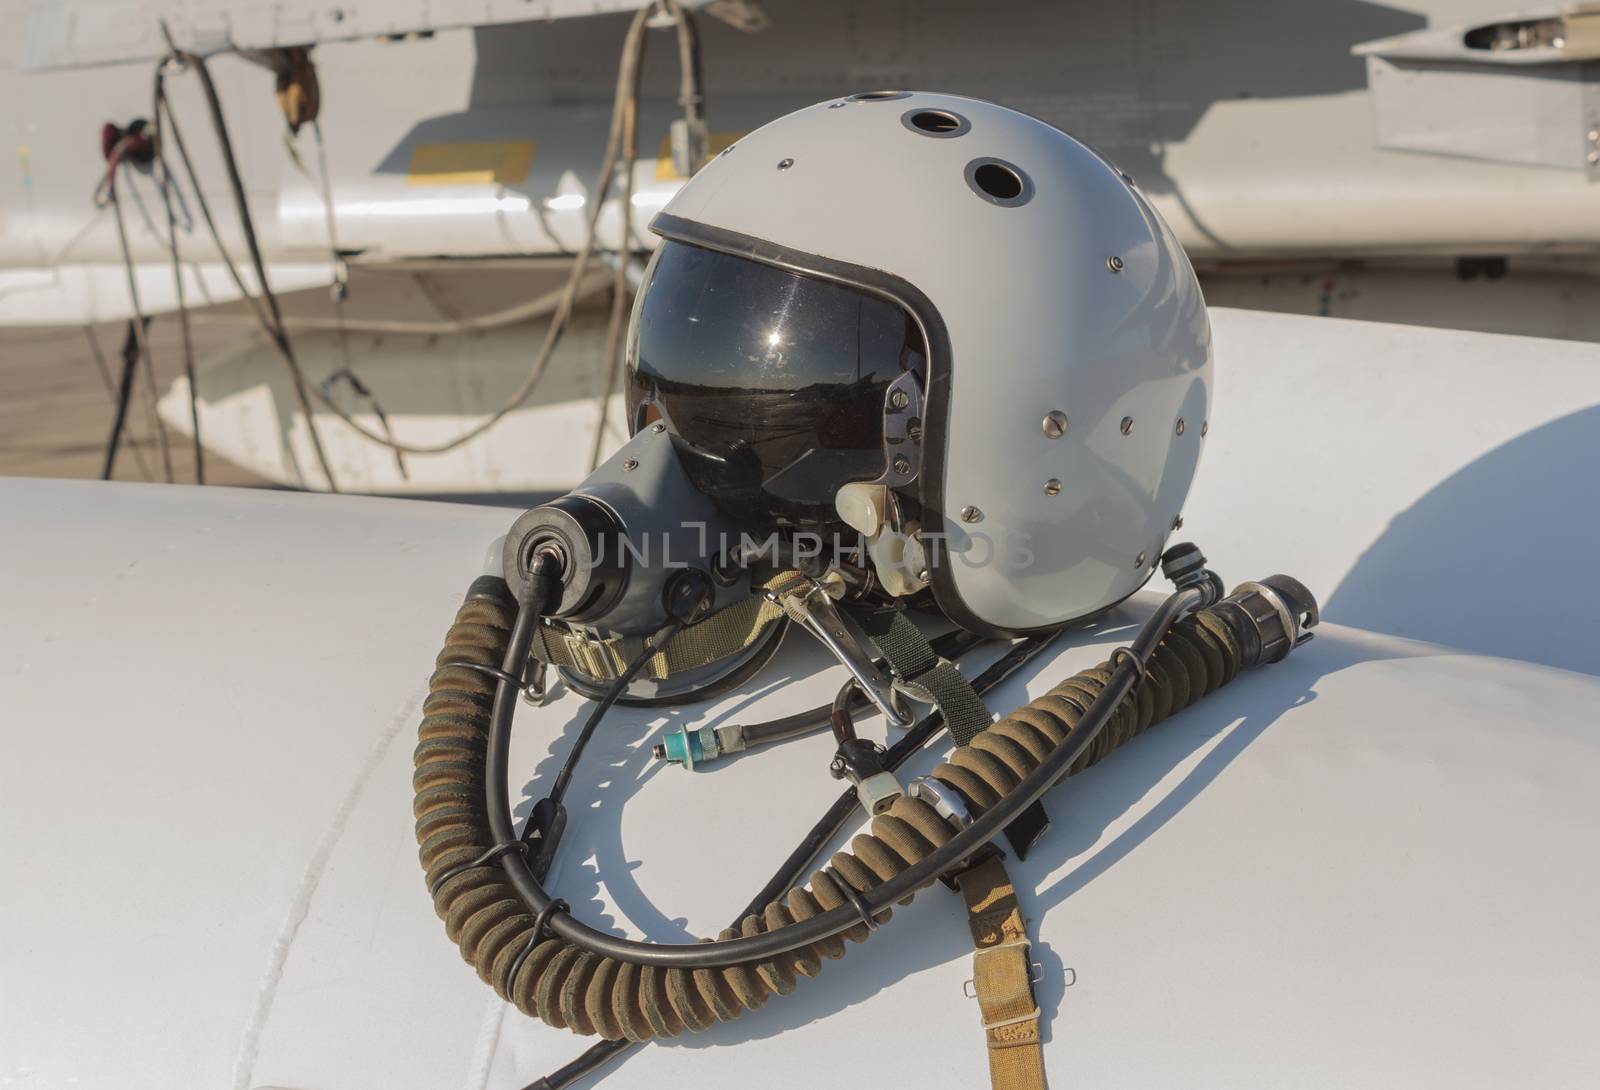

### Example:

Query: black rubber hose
xmin=523 ymin=631 xmax=1062 ymax=1090
xmin=419 ymin=571 xmax=1311 ymax=1040
xmin=484 ymin=584 xmax=1208 ymax=971
xmin=739 ymin=630 xmax=1060 ymax=918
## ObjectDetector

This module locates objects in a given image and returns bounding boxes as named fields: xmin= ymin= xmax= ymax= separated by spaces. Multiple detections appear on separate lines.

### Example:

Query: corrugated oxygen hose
xmin=414 ymin=578 xmax=1251 ymax=1041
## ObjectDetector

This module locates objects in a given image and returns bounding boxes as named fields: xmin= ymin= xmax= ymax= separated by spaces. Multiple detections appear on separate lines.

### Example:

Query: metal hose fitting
xmin=414 ymin=575 xmax=1315 ymax=1041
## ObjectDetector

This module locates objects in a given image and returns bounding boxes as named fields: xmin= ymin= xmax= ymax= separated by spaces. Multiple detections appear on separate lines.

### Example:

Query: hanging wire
xmin=150 ymin=61 xmax=204 ymax=483
xmin=97 ymin=137 xmax=174 ymax=483
xmin=98 ymin=319 xmax=158 ymax=482
xmin=82 ymin=324 xmax=153 ymax=482
xmin=149 ymin=0 xmax=702 ymax=463
xmin=300 ymin=116 xmax=408 ymax=478
xmin=586 ymin=0 xmax=705 ymax=472
xmin=151 ymin=40 xmax=341 ymax=492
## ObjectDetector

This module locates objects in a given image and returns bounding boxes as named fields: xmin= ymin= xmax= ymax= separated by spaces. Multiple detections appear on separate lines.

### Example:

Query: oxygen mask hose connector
xmin=1158 ymin=543 xmax=1316 ymax=666
xmin=828 ymin=679 xmax=904 ymax=816
xmin=1214 ymin=574 xmax=1320 ymax=666
xmin=1159 ymin=541 xmax=1225 ymax=608
xmin=831 ymin=738 xmax=903 ymax=816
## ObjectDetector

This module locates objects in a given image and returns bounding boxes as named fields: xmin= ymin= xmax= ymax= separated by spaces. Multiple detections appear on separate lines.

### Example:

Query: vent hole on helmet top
xmin=965 ymin=158 xmax=1033 ymax=207
xmin=848 ymin=89 xmax=910 ymax=102
xmin=974 ymin=164 xmax=1021 ymax=198
xmin=902 ymin=109 xmax=970 ymax=138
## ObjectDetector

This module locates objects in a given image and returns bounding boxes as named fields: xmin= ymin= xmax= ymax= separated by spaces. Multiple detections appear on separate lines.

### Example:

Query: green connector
xmin=653 ymin=725 xmax=721 ymax=770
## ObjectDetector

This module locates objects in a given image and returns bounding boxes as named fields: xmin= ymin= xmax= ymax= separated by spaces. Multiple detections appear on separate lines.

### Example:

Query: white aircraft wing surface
xmin=0 ymin=477 xmax=1596 ymax=1090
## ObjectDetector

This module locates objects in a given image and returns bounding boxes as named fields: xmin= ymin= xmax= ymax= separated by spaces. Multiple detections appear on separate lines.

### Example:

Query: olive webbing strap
xmin=855 ymin=607 xmax=1048 ymax=1090
xmin=531 ymin=576 xmax=796 ymax=681
xmin=957 ymin=855 xmax=1048 ymax=1090
xmin=854 ymin=607 xmax=1051 ymax=858
xmin=853 ymin=606 xmax=991 ymax=743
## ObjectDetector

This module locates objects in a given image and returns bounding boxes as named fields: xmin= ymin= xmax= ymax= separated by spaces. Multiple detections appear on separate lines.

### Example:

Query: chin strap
xmin=531 ymin=575 xmax=795 ymax=681
xmin=857 ymin=606 xmax=1052 ymax=858
xmin=856 ymin=606 xmax=993 ymax=742
xmin=958 ymin=855 xmax=1047 ymax=1090
xmin=854 ymin=605 xmax=1049 ymax=1090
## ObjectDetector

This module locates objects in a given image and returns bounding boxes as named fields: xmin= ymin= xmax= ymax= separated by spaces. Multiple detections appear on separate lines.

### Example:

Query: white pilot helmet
xmin=625 ymin=90 xmax=1212 ymax=636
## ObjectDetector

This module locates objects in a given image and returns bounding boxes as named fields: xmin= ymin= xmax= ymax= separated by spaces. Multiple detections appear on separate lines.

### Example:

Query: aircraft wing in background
xmin=19 ymin=0 xmax=763 ymax=71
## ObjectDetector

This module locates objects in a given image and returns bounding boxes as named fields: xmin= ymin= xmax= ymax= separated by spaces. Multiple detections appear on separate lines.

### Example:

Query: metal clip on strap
xmin=956 ymin=855 xmax=1047 ymax=1090
xmin=773 ymin=580 xmax=912 ymax=729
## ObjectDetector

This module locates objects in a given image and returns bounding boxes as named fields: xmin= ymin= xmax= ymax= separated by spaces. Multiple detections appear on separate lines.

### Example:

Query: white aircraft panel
xmin=1186 ymin=309 xmax=1600 ymax=676
xmin=0 ymin=478 xmax=1596 ymax=1090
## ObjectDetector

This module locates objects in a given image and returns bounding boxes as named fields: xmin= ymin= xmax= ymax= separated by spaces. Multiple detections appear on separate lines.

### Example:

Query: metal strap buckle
xmin=962 ymin=963 xmax=1075 ymax=998
xmin=561 ymin=629 xmax=616 ymax=680
xmin=962 ymin=948 xmax=1042 ymax=999
xmin=908 ymin=776 xmax=973 ymax=831
xmin=980 ymin=1005 xmax=1042 ymax=1033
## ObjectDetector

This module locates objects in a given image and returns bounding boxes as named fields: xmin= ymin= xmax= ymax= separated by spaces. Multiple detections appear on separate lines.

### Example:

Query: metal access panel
xmin=1355 ymin=7 xmax=1600 ymax=176
xmin=1363 ymin=54 xmax=1600 ymax=173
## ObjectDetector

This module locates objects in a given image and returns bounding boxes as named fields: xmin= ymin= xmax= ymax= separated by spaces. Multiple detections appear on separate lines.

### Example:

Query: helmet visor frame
xmin=625 ymin=238 xmax=927 ymax=527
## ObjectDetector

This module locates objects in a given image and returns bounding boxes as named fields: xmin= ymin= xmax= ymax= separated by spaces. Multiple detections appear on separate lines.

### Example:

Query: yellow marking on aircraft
xmin=654 ymin=132 xmax=743 ymax=180
xmin=407 ymin=140 xmax=535 ymax=186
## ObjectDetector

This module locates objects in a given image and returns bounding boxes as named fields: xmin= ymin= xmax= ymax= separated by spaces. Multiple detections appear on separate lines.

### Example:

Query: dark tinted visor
xmin=626 ymin=240 xmax=924 ymax=524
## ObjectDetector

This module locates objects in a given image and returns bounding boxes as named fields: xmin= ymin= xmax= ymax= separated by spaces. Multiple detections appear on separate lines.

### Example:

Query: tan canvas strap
xmin=532 ymin=571 xmax=805 ymax=681
xmin=957 ymin=854 xmax=1047 ymax=1090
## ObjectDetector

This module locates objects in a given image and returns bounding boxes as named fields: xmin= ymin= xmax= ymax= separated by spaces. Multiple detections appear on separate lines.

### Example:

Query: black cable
xmin=526 ymin=630 xmax=1063 ymax=1090
xmin=85 ymin=324 xmax=154 ymax=482
xmin=828 ymin=677 xmax=859 ymax=745
xmin=743 ymin=630 xmax=1061 ymax=916
xmin=100 ymin=320 xmax=143 ymax=481
xmin=151 ymin=65 xmax=203 ymax=484
xmin=547 ymin=620 xmax=684 ymax=810
xmin=527 ymin=619 xmax=686 ymax=882
xmin=104 ymin=164 xmax=174 ymax=484
xmin=521 ymin=1040 xmax=632 ymax=1090
xmin=487 ymin=582 xmax=1204 ymax=970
